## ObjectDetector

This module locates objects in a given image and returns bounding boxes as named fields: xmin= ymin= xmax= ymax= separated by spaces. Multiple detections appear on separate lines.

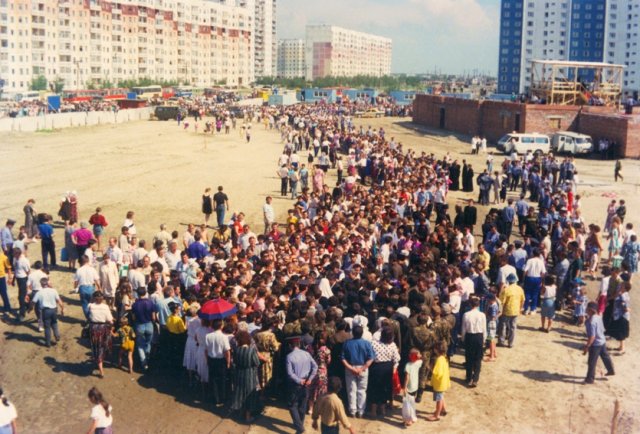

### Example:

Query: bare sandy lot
xmin=0 ymin=114 xmax=639 ymax=434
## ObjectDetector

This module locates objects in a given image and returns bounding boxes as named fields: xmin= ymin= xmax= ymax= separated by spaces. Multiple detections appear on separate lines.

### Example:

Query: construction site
xmin=413 ymin=60 xmax=640 ymax=158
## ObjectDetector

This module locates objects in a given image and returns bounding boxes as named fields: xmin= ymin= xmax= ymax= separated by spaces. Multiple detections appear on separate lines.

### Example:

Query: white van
xmin=16 ymin=91 xmax=41 ymax=102
xmin=550 ymin=132 xmax=593 ymax=155
xmin=496 ymin=133 xmax=551 ymax=155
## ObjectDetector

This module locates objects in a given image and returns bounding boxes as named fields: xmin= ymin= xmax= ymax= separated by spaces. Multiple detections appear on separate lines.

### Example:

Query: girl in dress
xmin=607 ymin=217 xmax=622 ymax=263
xmin=308 ymin=331 xmax=331 ymax=413
xmin=573 ymin=286 xmax=588 ymax=326
xmin=183 ymin=307 xmax=201 ymax=382
xmin=195 ymin=319 xmax=212 ymax=389
xmin=116 ymin=317 xmax=135 ymax=375
xmin=604 ymin=200 xmax=617 ymax=233
xmin=539 ymin=275 xmax=557 ymax=333
xmin=202 ymin=188 xmax=213 ymax=226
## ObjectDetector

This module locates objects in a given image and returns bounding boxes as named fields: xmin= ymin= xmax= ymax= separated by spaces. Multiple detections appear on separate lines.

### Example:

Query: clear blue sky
xmin=277 ymin=0 xmax=500 ymax=75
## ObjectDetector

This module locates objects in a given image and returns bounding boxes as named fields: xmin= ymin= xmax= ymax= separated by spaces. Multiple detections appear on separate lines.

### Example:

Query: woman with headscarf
xmin=230 ymin=330 xmax=261 ymax=422
xmin=88 ymin=292 xmax=114 ymax=378
xmin=23 ymin=199 xmax=38 ymax=239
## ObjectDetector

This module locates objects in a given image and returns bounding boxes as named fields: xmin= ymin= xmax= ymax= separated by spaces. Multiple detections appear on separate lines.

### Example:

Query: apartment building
xmin=254 ymin=0 xmax=275 ymax=78
xmin=304 ymin=25 xmax=392 ymax=81
xmin=604 ymin=0 xmax=640 ymax=97
xmin=0 ymin=0 xmax=257 ymax=92
xmin=498 ymin=0 xmax=639 ymax=97
xmin=277 ymin=38 xmax=305 ymax=78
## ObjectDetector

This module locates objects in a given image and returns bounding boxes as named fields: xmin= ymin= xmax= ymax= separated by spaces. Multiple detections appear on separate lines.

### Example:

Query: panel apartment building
xmin=0 ymin=0 xmax=262 ymax=92
xmin=304 ymin=25 xmax=392 ymax=81
xmin=254 ymin=0 xmax=275 ymax=78
xmin=498 ymin=0 xmax=639 ymax=98
xmin=277 ymin=38 xmax=304 ymax=78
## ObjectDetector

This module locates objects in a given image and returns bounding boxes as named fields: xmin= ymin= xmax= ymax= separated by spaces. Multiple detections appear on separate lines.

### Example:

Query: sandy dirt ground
xmin=0 ymin=114 xmax=639 ymax=434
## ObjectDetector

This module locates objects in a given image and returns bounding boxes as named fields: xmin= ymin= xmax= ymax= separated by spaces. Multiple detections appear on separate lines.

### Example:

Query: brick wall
xmin=524 ymin=105 xmax=582 ymax=136
xmin=412 ymin=95 xmax=481 ymax=136
xmin=480 ymin=101 xmax=525 ymax=143
xmin=413 ymin=95 xmax=640 ymax=157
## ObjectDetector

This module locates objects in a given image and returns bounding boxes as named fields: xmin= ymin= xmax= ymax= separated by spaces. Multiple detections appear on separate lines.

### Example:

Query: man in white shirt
xmin=523 ymin=249 xmax=546 ymax=315
xmin=164 ymin=240 xmax=181 ymax=271
xmin=13 ymin=247 xmax=30 ymax=320
xmin=263 ymin=196 xmax=275 ymax=234
xmin=153 ymin=224 xmax=172 ymax=249
xmin=128 ymin=261 xmax=146 ymax=292
xmin=461 ymin=297 xmax=487 ymax=388
xmin=27 ymin=261 xmax=47 ymax=331
xmin=239 ymin=225 xmax=257 ymax=251
xmin=98 ymin=253 xmax=119 ymax=300
xmin=131 ymin=240 xmax=148 ymax=267
xmin=497 ymin=256 xmax=517 ymax=290
xmin=105 ymin=237 xmax=123 ymax=267
xmin=205 ymin=318 xmax=231 ymax=406
xmin=32 ymin=277 xmax=64 ymax=347
xmin=74 ymin=256 xmax=100 ymax=320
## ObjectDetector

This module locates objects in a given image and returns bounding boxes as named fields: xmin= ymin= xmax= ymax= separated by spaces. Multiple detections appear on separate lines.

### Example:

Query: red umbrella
xmin=198 ymin=298 xmax=237 ymax=320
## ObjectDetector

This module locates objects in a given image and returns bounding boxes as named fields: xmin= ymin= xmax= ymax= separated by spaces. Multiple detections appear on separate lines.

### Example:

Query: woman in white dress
xmin=183 ymin=308 xmax=201 ymax=379
xmin=194 ymin=319 xmax=212 ymax=385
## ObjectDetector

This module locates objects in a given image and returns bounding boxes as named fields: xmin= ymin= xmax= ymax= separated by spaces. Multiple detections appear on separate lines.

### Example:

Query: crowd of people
xmin=0 ymin=101 xmax=637 ymax=433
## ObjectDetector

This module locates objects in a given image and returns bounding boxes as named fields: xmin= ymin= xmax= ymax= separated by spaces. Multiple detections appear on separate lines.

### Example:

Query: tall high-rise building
xmin=277 ymin=39 xmax=305 ymax=78
xmin=604 ymin=0 xmax=640 ymax=98
xmin=254 ymin=0 xmax=276 ymax=78
xmin=304 ymin=25 xmax=392 ymax=80
xmin=0 ymin=0 xmax=262 ymax=92
xmin=497 ymin=0 xmax=638 ymax=97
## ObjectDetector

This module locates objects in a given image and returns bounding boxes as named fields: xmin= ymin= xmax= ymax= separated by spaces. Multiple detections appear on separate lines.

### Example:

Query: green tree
xmin=51 ymin=76 xmax=65 ymax=93
xmin=30 ymin=75 xmax=48 ymax=91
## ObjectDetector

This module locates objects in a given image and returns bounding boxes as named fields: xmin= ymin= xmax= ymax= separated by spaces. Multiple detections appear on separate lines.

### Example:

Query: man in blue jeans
xmin=213 ymin=186 xmax=229 ymax=228
xmin=286 ymin=336 xmax=318 ymax=434
xmin=131 ymin=287 xmax=157 ymax=371
xmin=583 ymin=302 xmax=615 ymax=384
xmin=73 ymin=255 xmax=100 ymax=320
xmin=341 ymin=325 xmax=374 ymax=418
xmin=0 ymin=249 xmax=12 ymax=315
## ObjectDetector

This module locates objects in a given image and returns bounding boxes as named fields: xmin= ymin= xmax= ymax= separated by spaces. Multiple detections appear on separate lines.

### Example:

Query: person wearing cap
xmin=498 ymin=273 xmax=524 ymax=348
xmin=286 ymin=335 xmax=318 ymax=434
xmin=32 ymin=277 xmax=64 ymax=347
xmin=0 ymin=220 xmax=15 ymax=256
xmin=583 ymin=302 xmax=615 ymax=384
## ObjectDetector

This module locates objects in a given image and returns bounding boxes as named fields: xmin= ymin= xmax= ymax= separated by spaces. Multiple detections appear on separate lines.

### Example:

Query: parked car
xmin=154 ymin=105 xmax=186 ymax=121
xmin=496 ymin=133 xmax=551 ymax=155
xmin=550 ymin=132 xmax=593 ymax=155
xmin=355 ymin=108 xmax=384 ymax=118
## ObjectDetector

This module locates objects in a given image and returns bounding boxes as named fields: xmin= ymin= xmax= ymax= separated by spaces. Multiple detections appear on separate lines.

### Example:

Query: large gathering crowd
xmin=0 ymin=101 xmax=637 ymax=434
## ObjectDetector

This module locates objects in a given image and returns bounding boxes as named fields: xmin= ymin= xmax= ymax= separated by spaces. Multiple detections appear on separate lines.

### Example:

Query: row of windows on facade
xmin=502 ymin=2 xmax=606 ymax=11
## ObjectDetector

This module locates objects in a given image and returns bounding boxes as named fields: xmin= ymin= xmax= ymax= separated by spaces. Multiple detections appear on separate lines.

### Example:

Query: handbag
xmin=401 ymin=394 xmax=417 ymax=422
xmin=60 ymin=247 xmax=68 ymax=262
xmin=392 ymin=368 xmax=402 ymax=396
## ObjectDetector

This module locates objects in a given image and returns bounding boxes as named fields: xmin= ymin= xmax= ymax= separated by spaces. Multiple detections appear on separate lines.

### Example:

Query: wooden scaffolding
xmin=529 ymin=60 xmax=625 ymax=107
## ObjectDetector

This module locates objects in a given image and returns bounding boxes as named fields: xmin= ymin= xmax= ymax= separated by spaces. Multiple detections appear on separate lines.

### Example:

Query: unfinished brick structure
xmin=412 ymin=95 xmax=640 ymax=158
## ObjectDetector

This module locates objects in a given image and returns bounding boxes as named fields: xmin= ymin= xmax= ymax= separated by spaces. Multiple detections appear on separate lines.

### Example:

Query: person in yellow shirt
xmin=498 ymin=273 xmax=525 ymax=348
xmin=166 ymin=303 xmax=186 ymax=334
xmin=0 ymin=250 xmax=13 ymax=314
xmin=427 ymin=341 xmax=450 ymax=422
xmin=476 ymin=244 xmax=491 ymax=272
xmin=166 ymin=302 xmax=187 ymax=368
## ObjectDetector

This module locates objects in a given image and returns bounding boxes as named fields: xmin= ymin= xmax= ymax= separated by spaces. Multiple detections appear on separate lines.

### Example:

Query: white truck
xmin=550 ymin=132 xmax=593 ymax=155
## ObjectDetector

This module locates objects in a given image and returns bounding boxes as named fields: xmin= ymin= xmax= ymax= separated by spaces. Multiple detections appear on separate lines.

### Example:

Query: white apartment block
xmin=254 ymin=0 xmax=275 ymax=78
xmin=0 ymin=0 xmax=256 ymax=92
xmin=604 ymin=0 xmax=640 ymax=97
xmin=304 ymin=25 xmax=392 ymax=80
xmin=277 ymin=38 xmax=305 ymax=78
